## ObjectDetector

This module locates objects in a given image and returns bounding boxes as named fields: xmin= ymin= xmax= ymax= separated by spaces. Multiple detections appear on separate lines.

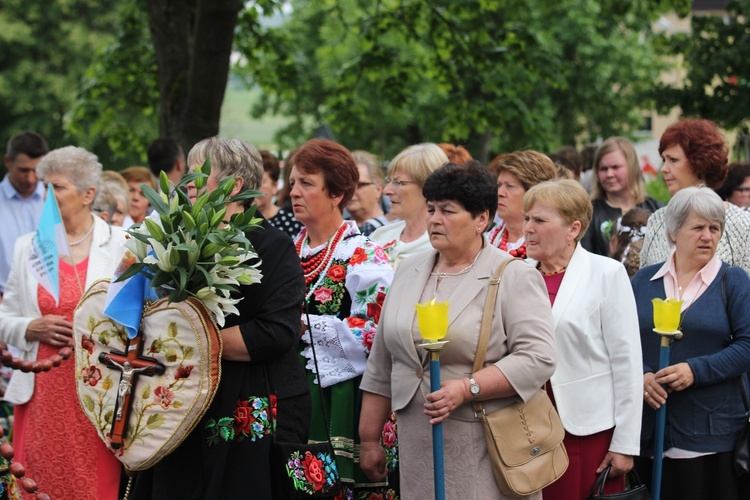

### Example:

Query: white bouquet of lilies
xmin=115 ymin=156 xmax=263 ymax=326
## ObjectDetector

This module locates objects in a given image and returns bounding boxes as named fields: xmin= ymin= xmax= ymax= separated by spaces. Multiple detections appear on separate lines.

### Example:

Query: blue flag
xmin=27 ymin=187 xmax=69 ymax=306
xmin=103 ymin=250 xmax=158 ymax=339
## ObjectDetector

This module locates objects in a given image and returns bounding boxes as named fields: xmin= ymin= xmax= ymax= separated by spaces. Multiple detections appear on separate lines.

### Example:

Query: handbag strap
xmin=471 ymin=257 xmax=519 ymax=415
xmin=588 ymin=465 xmax=646 ymax=496
xmin=264 ymin=302 xmax=335 ymax=445
xmin=721 ymin=267 xmax=750 ymax=413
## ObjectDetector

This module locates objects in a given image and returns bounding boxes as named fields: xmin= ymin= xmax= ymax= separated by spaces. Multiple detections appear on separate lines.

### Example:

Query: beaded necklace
xmin=499 ymin=227 xmax=527 ymax=259
xmin=296 ymin=222 xmax=348 ymax=298
xmin=536 ymin=262 xmax=567 ymax=276
xmin=68 ymin=218 xmax=95 ymax=247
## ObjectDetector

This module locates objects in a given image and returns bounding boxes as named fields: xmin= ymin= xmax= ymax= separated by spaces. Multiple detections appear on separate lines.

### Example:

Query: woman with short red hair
xmin=640 ymin=119 xmax=750 ymax=271
xmin=289 ymin=139 xmax=395 ymax=498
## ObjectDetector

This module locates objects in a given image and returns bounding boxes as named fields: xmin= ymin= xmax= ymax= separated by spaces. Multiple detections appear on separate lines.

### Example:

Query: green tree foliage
xmin=655 ymin=0 xmax=750 ymax=148
xmin=66 ymin=0 xmax=159 ymax=167
xmin=0 ymin=0 xmax=119 ymax=150
xmin=238 ymin=0 xmax=690 ymax=161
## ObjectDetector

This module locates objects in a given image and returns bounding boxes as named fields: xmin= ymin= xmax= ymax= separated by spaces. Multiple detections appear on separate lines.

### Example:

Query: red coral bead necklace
xmin=499 ymin=226 xmax=527 ymax=259
xmin=296 ymin=222 xmax=348 ymax=287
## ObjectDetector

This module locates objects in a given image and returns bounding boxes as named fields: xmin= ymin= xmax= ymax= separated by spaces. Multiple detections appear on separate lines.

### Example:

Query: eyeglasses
xmin=735 ymin=187 xmax=750 ymax=194
xmin=384 ymin=178 xmax=418 ymax=188
xmin=357 ymin=182 xmax=375 ymax=189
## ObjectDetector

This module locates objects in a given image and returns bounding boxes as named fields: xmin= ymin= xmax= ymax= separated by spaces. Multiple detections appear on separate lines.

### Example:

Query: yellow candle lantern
xmin=652 ymin=298 xmax=683 ymax=333
xmin=415 ymin=298 xmax=450 ymax=341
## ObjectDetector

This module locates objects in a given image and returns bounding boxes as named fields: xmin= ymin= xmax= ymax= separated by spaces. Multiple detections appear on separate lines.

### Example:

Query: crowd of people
xmin=0 ymin=117 xmax=748 ymax=500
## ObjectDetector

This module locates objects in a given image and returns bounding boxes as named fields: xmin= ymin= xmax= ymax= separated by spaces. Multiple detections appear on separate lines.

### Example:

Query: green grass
xmin=219 ymin=86 xmax=289 ymax=152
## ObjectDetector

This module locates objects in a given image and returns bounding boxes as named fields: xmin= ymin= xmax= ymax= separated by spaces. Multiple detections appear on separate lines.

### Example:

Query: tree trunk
xmin=147 ymin=0 xmax=241 ymax=154
xmin=479 ymin=127 xmax=492 ymax=165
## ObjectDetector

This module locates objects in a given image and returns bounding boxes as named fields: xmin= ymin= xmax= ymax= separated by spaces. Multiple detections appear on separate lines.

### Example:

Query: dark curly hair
xmin=422 ymin=160 xmax=497 ymax=227
xmin=658 ymin=119 xmax=728 ymax=189
xmin=715 ymin=162 xmax=750 ymax=201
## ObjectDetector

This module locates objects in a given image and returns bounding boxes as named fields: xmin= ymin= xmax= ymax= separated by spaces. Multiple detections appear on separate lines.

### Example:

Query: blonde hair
xmin=488 ymin=150 xmax=557 ymax=190
xmin=386 ymin=143 xmax=449 ymax=187
xmin=592 ymin=137 xmax=648 ymax=204
xmin=523 ymin=179 xmax=593 ymax=242
xmin=120 ymin=166 xmax=157 ymax=190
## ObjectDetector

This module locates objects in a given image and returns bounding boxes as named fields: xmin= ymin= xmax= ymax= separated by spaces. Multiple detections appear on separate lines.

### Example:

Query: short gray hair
xmin=664 ymin=186 xmax=725 ymax=245
xmin=36 ymin=146 xmax=102 ymax=196
xmin=93 ymin=174 xmax=129 ymax=219
xmin=187 ymin=137 xmax=263 ymax=201
xmin=351 ymin=150 xmax=384 ymax=184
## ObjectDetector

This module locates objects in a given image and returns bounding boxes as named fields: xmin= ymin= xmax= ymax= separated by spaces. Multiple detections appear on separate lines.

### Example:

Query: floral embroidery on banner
xmin=204 ymin=395 xmax=276 ymax=445
xmin=75 ymin=316 xmax=196 ymax=453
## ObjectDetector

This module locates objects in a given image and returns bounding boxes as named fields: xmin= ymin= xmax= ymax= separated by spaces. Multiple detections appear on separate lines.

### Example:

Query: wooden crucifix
xmin=99 ymin=333 xmax=165 ymax=450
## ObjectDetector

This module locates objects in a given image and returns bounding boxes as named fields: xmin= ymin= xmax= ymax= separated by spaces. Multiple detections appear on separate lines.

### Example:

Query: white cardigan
xmin=548 ymin=244 xmax=643 ymax=456
xmin=0 ymin=216 xmax=127 ymax=404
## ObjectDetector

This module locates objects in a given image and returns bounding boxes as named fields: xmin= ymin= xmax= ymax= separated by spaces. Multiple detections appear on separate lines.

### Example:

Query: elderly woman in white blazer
xmin=359 ymin=161 xmax=556 ymax=499
xmin=0 ymin=146 xmax=127 ymax=500
xmin=522 ymin=179 xmax=643 ymax=500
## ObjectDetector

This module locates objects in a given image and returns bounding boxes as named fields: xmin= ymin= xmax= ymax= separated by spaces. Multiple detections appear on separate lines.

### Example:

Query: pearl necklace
xmin=68 ymin=219 xmax=95 ymax=247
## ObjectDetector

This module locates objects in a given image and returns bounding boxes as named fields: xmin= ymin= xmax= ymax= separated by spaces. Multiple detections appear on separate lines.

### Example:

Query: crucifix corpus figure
xmin=98 ymin=334 xmax=166 ymax=449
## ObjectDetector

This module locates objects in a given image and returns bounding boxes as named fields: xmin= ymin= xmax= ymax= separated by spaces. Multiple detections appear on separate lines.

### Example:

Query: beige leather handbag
xmin=471 ymin=258 xmax=569 ymax=496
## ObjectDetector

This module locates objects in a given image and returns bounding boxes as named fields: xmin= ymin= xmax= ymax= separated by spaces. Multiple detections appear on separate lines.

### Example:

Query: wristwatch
xmin=469 ymin=377 xmax=480 ymax=399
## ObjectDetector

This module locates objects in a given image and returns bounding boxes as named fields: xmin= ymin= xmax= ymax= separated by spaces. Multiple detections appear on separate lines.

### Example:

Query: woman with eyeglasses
xmin=716 ymin=162 xmax=750 ymax=212
xmin=348 ymin=150 xmax=391 ymax=236
xmin=370 ymin=144 xmax=449 ymax=268
xmin=640 ymin=119 xmax=750 ymax=271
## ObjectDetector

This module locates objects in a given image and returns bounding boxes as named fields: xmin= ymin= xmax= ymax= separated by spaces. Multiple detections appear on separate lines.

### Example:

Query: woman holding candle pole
xmin=631 ymin=187 xmax=750 ymax=500
xmin=360 ymin=161 xmax=557 ymax=499
xmin=522 ymin=179 xmax=643 ymax=499
xmin=289 ymin=139 xmax=395 ymax=498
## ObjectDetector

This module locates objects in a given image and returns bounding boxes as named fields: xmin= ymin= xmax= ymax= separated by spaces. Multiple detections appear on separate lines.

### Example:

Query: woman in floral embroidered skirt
xmin=131 ymin=138 xmax=310 ymax=499
xmin=289 ymin=139 xmax=395 ymax=499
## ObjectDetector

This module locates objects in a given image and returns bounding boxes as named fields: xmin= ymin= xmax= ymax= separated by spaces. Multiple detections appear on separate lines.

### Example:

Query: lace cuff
xmin=301 ymin=314 xmax=367 ymax=388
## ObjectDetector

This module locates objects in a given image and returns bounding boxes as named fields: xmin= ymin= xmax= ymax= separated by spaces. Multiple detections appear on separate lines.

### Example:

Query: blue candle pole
xmin=651 ymin=334 xmax=671 ymax=500
xmin=429 ymin=350 xmax=446 ymax=500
